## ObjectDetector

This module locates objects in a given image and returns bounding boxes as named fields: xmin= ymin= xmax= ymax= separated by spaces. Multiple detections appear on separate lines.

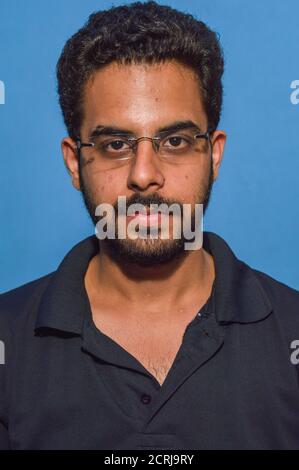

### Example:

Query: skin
xmin=61 ymin=60 xmax=226 ymax=332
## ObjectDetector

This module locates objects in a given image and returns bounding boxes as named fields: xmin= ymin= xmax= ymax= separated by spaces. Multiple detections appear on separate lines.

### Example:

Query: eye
xmin=108 ymin=140 xmax=128 ymax=151
xmin=95 ymin=136 xmax=131 ymax=153
xmin=163 ymin=134 xmax=191 ymax=149
xmin=168 ymin=136 xmax=184 ymax=147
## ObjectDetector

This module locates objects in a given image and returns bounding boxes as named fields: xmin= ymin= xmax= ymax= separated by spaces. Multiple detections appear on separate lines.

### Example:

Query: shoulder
xmin=0 ymin=273 xmax=56 ymax=418
xmin=253 ymin=267 xmax=299 ymax=307
xmin=252 ymin=267 xmax=299 ymax=330
xmin=0 ymin=273 xmax=54 ymax=332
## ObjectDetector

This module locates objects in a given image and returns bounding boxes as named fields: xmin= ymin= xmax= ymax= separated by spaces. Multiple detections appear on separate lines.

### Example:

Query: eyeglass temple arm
xmin=76 ymin=139 xmax=94 ymax=150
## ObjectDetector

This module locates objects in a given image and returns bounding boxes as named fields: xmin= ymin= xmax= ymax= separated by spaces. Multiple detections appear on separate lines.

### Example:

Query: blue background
xmin=0 ymin=0 xmax=298 ymax=293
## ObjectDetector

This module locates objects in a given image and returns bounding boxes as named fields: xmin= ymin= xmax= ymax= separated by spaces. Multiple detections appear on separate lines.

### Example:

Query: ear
xmin=61 ymin=137 xmax=81 ymax=191
xmin=210 ymin=130 xmax=226 ymax=181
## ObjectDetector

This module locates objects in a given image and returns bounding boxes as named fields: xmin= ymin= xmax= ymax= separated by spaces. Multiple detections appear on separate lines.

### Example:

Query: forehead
xmin=81 ymin=60 xmax=207 ymax=133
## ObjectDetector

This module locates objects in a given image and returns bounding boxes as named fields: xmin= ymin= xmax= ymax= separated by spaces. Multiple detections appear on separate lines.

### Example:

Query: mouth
xmin=126 ymin=206 xmax=171 ymax=226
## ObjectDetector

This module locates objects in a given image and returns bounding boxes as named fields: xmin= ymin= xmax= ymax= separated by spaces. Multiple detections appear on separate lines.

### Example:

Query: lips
xmin=127 ymin=212 xmax=162 ymax=225
xmin=126 ymin=206 xmax=169 ymax=226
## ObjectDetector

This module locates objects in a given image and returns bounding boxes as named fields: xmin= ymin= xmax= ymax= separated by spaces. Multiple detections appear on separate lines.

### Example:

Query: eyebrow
xmin=89 ymin=120 xmax=202 ymax=139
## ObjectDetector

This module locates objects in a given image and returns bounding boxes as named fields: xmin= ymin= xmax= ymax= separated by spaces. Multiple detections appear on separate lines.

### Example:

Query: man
xmin=1 ymin=1 xmax=299 ymax=450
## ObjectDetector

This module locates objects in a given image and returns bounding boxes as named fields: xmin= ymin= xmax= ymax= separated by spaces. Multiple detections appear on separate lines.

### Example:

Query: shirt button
xmin=141 ymin=394 xmax=152 ymax=404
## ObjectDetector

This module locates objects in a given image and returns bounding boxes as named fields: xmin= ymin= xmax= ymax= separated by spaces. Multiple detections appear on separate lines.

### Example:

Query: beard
xmin=78 ymin=158 xmax=214 ymax=267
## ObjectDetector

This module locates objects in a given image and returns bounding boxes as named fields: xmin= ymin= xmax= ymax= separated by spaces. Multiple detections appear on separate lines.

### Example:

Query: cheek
xmin=167 ymin=168 xmax=208 ymax=203
xmin=84 ymin=169 xmax=127 ymax=204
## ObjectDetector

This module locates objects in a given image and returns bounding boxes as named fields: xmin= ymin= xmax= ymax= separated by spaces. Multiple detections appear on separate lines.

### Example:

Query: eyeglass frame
xmin=75 ymin=126 xmax=214 ymax=161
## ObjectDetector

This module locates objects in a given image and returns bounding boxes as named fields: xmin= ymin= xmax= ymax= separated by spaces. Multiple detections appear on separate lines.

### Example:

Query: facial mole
xmin=81 ymin=156 xmax=95 ymax=167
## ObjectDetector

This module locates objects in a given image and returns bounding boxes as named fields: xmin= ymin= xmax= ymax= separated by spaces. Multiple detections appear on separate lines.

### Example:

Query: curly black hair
xmin=56 ymin=1 xmax=224 ymax=140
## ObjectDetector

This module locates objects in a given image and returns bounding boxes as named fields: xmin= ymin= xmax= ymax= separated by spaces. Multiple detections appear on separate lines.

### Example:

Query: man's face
xmin=63 ymin=60 xmax=225 ymax=266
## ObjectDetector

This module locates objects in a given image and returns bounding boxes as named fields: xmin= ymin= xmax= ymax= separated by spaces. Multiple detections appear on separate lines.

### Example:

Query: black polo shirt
xmin=1 ymin=231 xmax=299 ymax=450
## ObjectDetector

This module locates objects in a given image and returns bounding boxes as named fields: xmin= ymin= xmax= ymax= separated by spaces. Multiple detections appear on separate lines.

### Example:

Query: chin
xmin=103 ymin=237 xmax=186 ymax=267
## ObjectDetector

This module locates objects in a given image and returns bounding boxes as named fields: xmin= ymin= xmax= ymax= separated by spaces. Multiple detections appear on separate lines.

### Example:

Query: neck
xmin=84 ymin=241 xmax=215 ymax=322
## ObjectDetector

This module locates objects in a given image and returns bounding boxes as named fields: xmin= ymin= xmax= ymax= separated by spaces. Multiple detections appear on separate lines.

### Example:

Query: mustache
xmin=113 ymin=193 xmax=184 ymax=215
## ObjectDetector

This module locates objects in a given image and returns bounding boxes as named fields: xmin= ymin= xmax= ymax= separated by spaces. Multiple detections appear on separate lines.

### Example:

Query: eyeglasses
xmin=75 ymin=126 xmax=213 ymax=170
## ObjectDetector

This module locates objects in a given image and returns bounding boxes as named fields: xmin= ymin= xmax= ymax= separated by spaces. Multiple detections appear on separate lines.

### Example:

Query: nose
xmin=127 ymin=139 xmax=165 ymax=193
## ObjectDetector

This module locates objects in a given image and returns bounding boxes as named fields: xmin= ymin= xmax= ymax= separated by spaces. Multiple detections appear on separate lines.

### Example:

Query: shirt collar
xmin=35 ymin=236 xmax=99 ymax=334
xmin=203 ymin=232 xmax=273 ymax=324
xmin=35 ymin=231 xmax=273 ymax=333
